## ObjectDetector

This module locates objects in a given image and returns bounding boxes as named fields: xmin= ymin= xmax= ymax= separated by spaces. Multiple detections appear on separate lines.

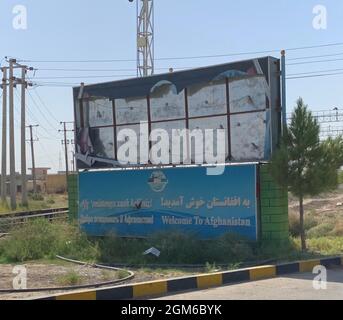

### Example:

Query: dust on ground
xmin=0 ymin=263 xmax=197 ymax=300
xmin=288 ymin=188 xmax=343 ymax=219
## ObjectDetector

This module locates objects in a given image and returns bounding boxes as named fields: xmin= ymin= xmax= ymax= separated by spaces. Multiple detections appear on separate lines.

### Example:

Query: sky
xmin=0 ymin=0 xmax=343 ymax=172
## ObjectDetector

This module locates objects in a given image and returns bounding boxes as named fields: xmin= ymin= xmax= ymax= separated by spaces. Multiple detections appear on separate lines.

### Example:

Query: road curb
xmin=37 ymin=256 xmax=343 ymax=300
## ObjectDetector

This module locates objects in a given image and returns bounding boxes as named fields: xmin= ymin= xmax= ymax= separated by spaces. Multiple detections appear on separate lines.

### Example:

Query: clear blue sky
xmin=0 ymin=0 xmax=343 ymax=172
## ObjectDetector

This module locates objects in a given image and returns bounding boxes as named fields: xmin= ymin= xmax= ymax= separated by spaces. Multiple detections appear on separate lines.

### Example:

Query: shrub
xmin=97 ymin=232 xmax=256 ymax=265
xmin=29 ymin=193 xmax=44 ymax=201
xmin=209 ymin=233 xmax=255 ymax=264
xmin=205 ymin=262 xmax=219 ymax=273
xmin=331 ymin=221 xmax=343 ymax=236
xmin=256 ymin=237 xmax=302 ymax=261
xmin=338 ymin=170 xmax=343 ymax=184
xmin=289 ymin=212 xmax=301 ymax=237
xmin=98 ymin=233 xmax=148 ymax=264
xmin=117 ymin=269 xmax=130 ymax=279
xmin=307 ymin=223 xmax=335 ymax=238
xmin=307 ymin=237 xmax=343 ymax=255
xmin=57 ymin=270 xmax=84 ymax=286
xmin=289 ymin=212 xmax=318 ymax=237
xmin=0 ymin=219 xmax=99 ymax=263
xmin=46 ymin=197 xmax=55 ymax=205
xmin=148 ymin=231 xmax=206 ymax=264
xmin=304 ymin=214 xmax=318 ymax=230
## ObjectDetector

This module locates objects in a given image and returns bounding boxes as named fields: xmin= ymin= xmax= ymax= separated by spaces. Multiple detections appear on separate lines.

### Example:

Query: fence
xmin=0 ymin=208 xmax=68 ymax=234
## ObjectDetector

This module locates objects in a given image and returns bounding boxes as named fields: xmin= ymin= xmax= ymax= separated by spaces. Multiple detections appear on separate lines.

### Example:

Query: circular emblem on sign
xmin=148 ymin=171 xmax=168 ymax=193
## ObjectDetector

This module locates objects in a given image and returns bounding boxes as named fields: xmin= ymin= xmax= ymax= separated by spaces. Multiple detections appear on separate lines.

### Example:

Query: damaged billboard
xmin=73 ymin=56 xmax=281 ymax=169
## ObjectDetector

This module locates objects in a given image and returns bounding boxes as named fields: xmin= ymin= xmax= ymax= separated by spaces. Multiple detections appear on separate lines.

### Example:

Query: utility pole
xmin=134 ymin=0 xmax=154 ymax=77
xmin=8 ymin=59 xmax=16 ymax=210
xmin=62 ymin=122 xmax=69 ymax=177
xmin=59 ymin=122 xmax=74 ymax=181
xmin=71 ymin=151 xmax=75 ymax=173
xmin=27 ymin=125 xmax=39 ymax=194
xmin=1 ymin=67 xmax=8 ymax=204
xmin=281 ymin=50 xmax=287 ymax=133
xmin=20 ymin=66 xmax=28 ymax=206
xmin=5 ymin=58 xmax=33 ymax=209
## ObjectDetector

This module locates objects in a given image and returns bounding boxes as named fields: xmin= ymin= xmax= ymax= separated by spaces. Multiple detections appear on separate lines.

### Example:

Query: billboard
xmin=73 ymin=57 xmax=281 ymax=169
xmin=78 ymin=164 xmax=259 ymax=240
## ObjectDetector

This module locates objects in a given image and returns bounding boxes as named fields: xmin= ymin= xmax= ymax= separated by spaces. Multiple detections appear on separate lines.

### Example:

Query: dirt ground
xmin=288 ymin=187 xmax=343 ymax=223
xmin=0 ymin=262 xmax=196 ymax=300
xmin=2 ymin=188 xmax=343 ymax=300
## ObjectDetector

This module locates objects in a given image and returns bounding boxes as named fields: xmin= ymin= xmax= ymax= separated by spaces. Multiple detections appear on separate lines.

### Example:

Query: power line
xmin=288 ymin=52 xmax=343 ymax=61
xmin=32 ymin=71 xmax=343 ymax=87
xmin=35 ymin=67 xmax=183 ymax=72
xmin=287 ymin=58 xmax=343 ymax=66
xmin=287 ymin=71 xmax=343 ymax=80
xmin=27 ymin=59 xmax=343 ymax=82
xmin=31 ymin=74 xmax=137 ymax=80
xmin=31 ymin=67 xmax=343 ymax=81
xmin=34 ymin=82 xmax=80 ymax=87
xmin=27 ymin=90 xmax=59 ymax=131
xmin=31 ymin=88 xmax=60 ymax=123
xmin=17 ymin=41 xmax=343 ymax=63
xmin=36 ymin=68 xmax=137 ymax=72
xmin=37 ymin=139 xmax=58 ymax=167
xmin=288 ymin=68 xmax=343 ymax=76
xmin=14 ymin=88 xmax=60 ymax=139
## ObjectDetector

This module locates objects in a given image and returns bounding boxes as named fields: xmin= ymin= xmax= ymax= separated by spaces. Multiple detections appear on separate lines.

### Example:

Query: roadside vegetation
xmin=270 ymin=98 xmax=343 ymax=251
xmin=0 ymin=218 xmax=341 ymax=268
xmin=0 ymin=194 xmax=68 ymax=214
xmin=0 ymin=219 xmax=99 ymax=263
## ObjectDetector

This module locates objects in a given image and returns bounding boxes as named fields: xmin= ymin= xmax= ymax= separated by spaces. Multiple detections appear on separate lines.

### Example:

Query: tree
xmin=270 ymin=98 xmax=343 ymax=251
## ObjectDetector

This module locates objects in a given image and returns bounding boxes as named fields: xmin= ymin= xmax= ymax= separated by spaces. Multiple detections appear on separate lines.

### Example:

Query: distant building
xmin=29 ymin=167 xmax=51 ymax=181
xmin=45 ymin=175 xmax=67 ymax=194
xmin=27 ymin=168 xmax=67 ymax=194
xmin=1 ymin=168 xmax=67 ymax=195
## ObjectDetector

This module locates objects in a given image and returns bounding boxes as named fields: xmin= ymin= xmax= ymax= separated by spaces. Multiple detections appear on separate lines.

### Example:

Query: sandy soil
xmin=288 ymin=189 xmax=343 ymax=217
xmin=0 ymin=263 xmax=196 ymax=300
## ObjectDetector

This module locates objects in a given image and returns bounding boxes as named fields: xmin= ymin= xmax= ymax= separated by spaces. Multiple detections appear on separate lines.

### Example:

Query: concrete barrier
xmin=37 ymin=256 xmax=343 ymax=300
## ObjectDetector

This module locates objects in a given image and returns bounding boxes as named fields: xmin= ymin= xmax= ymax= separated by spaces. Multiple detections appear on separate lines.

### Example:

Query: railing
xmin=0 ymin=208 xmax=69 ymax=234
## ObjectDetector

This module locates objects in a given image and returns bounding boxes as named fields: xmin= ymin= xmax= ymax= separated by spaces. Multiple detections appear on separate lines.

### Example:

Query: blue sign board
xmin=78 ymin=164 xmax=259 ymax=240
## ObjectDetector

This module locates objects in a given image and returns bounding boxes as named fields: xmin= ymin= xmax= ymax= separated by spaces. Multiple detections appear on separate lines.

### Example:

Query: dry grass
xmin=0 ymin=194 xmax=68 ymax=215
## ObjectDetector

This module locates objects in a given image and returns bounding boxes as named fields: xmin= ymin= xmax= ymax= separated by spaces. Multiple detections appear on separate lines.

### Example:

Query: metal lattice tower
xmin=136 ymin=0 xmax=154 ymax=77
xmin=287 ymin=109 xmax=343 ymax=140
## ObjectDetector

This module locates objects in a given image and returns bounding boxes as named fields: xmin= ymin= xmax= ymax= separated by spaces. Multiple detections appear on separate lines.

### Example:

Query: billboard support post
xmin=281 ymin=50 xmax=287 ymax=134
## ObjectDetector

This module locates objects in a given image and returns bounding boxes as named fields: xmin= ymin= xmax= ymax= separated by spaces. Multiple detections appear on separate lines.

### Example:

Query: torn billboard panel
xmin=73 ymin=57 xmax=281 ymax=169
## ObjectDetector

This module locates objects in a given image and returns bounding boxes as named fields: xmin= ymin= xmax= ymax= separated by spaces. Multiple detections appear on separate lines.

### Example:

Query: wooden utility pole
xmin=27 ymin=125 xmax=39 ymax=194
xmin=1 ymin=67 xmax=8 ymax=204
xmin=8 ymin=59 xmax=16 ymax=210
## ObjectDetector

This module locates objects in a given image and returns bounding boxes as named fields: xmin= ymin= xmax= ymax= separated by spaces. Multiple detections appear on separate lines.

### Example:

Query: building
xmin=27 ymin=168 xmax=67 ymax=194
xmin=45 ymin=175 xmax=67 ymax=194
xmin=29 ymin=167 xmax=51 ymax=181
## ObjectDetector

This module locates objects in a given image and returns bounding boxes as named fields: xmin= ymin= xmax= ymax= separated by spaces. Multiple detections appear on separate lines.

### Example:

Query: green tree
xmin=270 ymin=98 xmax=343 ymax=251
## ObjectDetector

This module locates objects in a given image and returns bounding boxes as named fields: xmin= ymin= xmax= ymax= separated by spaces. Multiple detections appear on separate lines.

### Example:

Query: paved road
xmin=155 ymin=267 xmax=343 ymax=300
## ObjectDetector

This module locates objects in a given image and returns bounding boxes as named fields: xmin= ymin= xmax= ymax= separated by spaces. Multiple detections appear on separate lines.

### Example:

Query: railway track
xmin=0 ymin=208 xmax=69 ymax=233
